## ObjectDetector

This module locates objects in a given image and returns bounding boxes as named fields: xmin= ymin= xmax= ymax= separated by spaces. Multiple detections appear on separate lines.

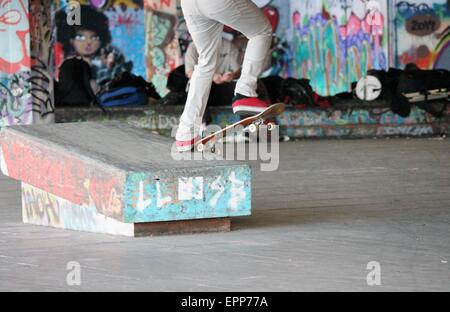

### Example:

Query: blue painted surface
xmin=105 ymin=9 xmax=146 ymax=79
xmin=209 ymin=106 xmax=448 ymax=138
xmin=123 ymin=165 xmax=252 ymax=223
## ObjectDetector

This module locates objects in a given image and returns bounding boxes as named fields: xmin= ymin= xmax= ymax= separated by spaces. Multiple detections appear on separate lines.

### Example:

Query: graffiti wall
xmin=394 ymin=0 xmax=450 ymax=70
xmin=145 ymin=0 xmax=179 ymax=96
xmin=290 ymin=0 xmax=388 ymax=96
xmin=0 ymin=0 xmax=32 ymax=127
xmin=255 ymin=0 xmax=292 ymax=77
xmin=54 ymin=0 xmax=145 ymax=87
xmin=29 ymin=0 xmax=55 ymax=124
xmin=145 ymin=0 xmax=448 ymax=97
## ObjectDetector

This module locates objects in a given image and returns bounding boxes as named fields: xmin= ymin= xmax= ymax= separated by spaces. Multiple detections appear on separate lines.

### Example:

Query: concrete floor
xmin=0 ymin=138 xmax=449 ymax=291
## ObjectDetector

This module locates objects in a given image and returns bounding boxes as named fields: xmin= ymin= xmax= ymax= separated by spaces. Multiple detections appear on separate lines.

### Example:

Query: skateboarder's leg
xmin=199 ymin=0 xmax=273 ymax=113
xmin=176 ymin=0 xmax=223 ymax=145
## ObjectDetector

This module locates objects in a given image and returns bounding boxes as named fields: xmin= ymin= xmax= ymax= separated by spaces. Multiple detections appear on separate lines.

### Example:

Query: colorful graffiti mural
xmin=0 ymin=0 xmax=30 ymax=74
xmin=394 ymin=0 xmax=450 ymax=70
xmin=257 ymin=0 xmax=292 ymax=77
xmin=0 ymin=71 xmax=32 ymax=127
xmin=290 ymin=0 xmax=388 ymax=96
xmin=54 ymin=0 xmax=145 ymax=85
xmin=145 ymin=0 xmax=179 ymax=95
xmin=144 ymin=0 xmax=447 ymax=97
xmin=29 ymin=0 xmax=55 ymax=122
xmin=22 ymin=183 xmax=135 ymax=236
xmin=0 ymin=0 xmax=32 ymax=127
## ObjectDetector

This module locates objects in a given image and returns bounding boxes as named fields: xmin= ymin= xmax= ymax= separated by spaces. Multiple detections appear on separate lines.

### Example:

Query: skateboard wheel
xmin=267 ymin=122 xmax=276 ymax=131
xmin=197 ymin=143 xmax=205 ymax=152
xmin=249 ymin=124 xmax=258 ymax=133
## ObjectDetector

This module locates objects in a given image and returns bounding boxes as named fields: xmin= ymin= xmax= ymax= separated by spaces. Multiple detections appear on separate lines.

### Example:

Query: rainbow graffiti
xmin=291 ymin=2 xmax=387 ymax=96
xmin=0 ymin=0 xmax=34 ymax=128
xmin=395 ymin=1 xmax=450 ymax=70
xmin=433 ymin=26 xmax=450 ymax=68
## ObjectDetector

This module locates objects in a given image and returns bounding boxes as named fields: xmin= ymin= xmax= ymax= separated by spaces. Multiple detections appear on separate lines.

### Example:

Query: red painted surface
xmin=0 ymin=0 xmax=30 ymax=73
xmin=0 ymin=131 xmax=125 ymax=220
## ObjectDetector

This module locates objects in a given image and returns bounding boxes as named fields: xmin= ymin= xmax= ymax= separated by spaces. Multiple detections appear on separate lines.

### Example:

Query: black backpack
xmin=369 ymin=65 xmax=449 ymax=117
xmin=97 ymin=71 xmax=161 ymax=107
xmin=166 ymin=65 xmax=189 ymax=93
xmin=55 ymin=57 xmax=97 ymax=107
xmin=280 ymin=78 xmax=314 ymax=106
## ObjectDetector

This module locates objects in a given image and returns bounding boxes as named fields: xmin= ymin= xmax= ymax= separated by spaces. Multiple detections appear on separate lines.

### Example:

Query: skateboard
xmin=196 ymin=103 xmax=286 ymax=153
xmin=403 ymin=88 xmax=449 ymax=103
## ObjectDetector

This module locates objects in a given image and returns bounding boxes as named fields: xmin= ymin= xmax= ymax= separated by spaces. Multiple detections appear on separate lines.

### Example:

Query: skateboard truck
xmin=195 ymin=103 xmax=285 ymax=154
xmin=244 ymin=119 xmax=276 ymax=134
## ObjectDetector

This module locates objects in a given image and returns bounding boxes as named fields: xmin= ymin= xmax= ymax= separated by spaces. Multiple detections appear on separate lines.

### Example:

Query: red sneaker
xmin=232 ymin=94 xmax=269 ymax=114
xmin=176 ymin=136 xmax=200 ymax=152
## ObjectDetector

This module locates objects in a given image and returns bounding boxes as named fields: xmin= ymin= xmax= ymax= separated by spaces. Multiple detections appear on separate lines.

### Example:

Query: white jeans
xmin=176 ymin=0 xmax=272 ymax=141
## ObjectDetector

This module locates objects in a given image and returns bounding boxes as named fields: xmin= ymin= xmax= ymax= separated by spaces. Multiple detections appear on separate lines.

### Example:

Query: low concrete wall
xmin=55 ymin=103 xmax=450 ymax=139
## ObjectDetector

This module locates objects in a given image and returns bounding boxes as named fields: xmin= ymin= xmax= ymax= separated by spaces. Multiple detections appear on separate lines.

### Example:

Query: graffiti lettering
xmin=407 ymin=15 xmax=441 ymax=36
xmin=22 ymin=183 xmax=61 ymax=226
xmin=377 ymin=125 xmax=434 ymax=136
xmin=29 ymin=57 xmax=54 ymax=117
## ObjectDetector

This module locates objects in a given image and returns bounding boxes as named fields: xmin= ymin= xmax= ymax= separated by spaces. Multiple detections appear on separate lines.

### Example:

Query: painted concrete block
xmin=124 ymin=166 xmax=251 ymax=223
xmin=0 ymin=122 xmax=251 ymax=233
xmin=22 ymin=182 xmax=134 ymax=236
xmin=21 ymin=183 xmax=232 ymax=237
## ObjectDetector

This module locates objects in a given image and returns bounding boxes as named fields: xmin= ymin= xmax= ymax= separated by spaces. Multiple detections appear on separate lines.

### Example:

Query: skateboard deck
xmin=196 ymin=103 xmax=286 ymax=152
xmin=403 ymin=88 xmax=449 ymax=103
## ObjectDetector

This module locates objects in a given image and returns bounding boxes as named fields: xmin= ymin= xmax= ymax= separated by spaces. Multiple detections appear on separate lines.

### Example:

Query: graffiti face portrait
xmin=0 ymin=0 xmax=30 ymax=73
xmin=55 ymin=5 xmax=111 ymax=59
xmin=70 ymin=30 xmax=102 ymax=58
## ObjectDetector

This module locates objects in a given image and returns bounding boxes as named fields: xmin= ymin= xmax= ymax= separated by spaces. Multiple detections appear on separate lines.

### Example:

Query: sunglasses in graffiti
xmin=74 ymin=33 xmax=101 ymax=42
xmin=396 ymin=1 xmax=433 ymax=17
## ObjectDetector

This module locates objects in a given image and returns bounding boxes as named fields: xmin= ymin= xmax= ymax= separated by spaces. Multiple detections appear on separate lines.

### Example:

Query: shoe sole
xmin=176 ymin=145 xmax=194 ymax=152
xmin=233 ymin=105 xmax=267 ymax=115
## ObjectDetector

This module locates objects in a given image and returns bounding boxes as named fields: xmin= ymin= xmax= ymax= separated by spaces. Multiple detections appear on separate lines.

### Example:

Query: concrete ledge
xmin=1 ymin=122 xmax=251 ymax=236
